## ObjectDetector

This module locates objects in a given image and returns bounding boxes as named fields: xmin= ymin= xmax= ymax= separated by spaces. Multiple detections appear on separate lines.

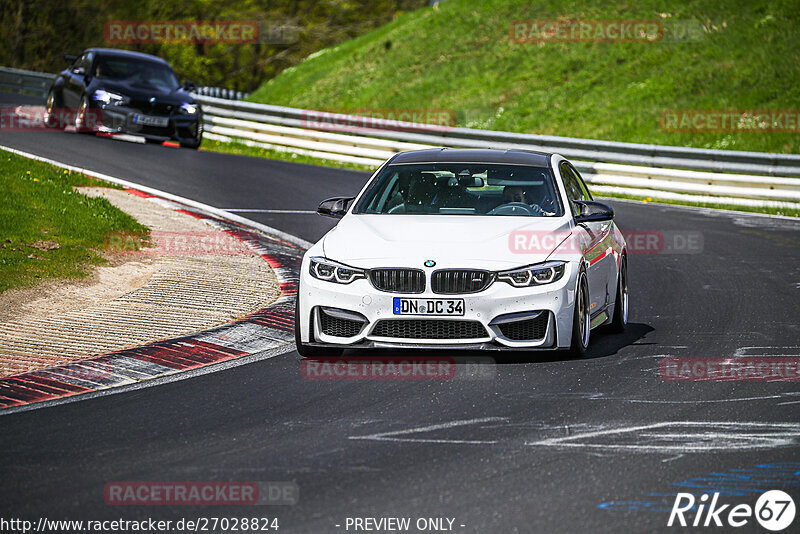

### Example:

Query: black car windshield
xmin=354 ymin=163 xmax=564 ymax=216
xmin=94 ymin=56 xmax=180 ymax=90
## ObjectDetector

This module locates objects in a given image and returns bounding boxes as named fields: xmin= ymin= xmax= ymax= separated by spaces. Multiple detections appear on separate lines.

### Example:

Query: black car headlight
xmin=497 ymin=261 xmax=567 ymax=287
xmin=309 ymin=257 xmax=366 ymax=284
xmin=93 ymin=89 xmax=128 ymax=106
xmin=178 ymin=102 xmax=199 ymax=115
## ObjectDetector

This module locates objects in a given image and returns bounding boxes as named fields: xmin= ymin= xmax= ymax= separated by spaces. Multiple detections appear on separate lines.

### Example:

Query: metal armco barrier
xmin=0 ymin=67 xmax=55 ymax=98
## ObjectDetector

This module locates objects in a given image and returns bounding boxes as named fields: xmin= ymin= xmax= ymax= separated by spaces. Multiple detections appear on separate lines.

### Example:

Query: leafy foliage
xmin=0 ymin=0 xmax=426 ymax=93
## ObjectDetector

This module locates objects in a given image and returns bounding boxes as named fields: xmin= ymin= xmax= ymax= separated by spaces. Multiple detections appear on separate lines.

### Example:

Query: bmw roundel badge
xmin=424 ymin=260 xmax=436 ymax=267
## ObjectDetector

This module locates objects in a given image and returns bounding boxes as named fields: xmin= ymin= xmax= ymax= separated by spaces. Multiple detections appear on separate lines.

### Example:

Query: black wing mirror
xmin=317 ymin=197 xmax=355 ymax=218
xmin=574 ymin=201 xmax=614 ymax=223
xmin=183 ymin=80 xmax=196 ymax=91
xmin=71 ymin=66 xmax=86 ymax=76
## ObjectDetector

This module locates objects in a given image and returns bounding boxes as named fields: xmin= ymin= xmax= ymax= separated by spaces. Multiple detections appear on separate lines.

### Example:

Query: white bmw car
xmin=295 ymin=148 xmax=628 ymax=357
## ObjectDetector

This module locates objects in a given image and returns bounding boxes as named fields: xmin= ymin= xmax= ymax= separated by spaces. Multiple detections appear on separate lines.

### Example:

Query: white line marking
xmin=733 ymin=346 xmax=800 ymax=357
xmin=222 ymin=209 xmax=316 ymax=214
xmin=525 ymin=421 xmax=800 ymax=452
xmin=349 ymin=417 xmax=508 ymax=444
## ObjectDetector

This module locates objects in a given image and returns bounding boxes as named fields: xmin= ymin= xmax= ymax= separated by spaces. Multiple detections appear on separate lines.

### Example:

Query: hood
xmin=92 ymin=79 xmax=195 ymax=106
xmin=322 ymin=215 xmax=573 ymax=270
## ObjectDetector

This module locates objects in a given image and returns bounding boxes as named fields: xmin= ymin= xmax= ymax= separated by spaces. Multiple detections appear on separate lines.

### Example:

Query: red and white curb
xmin=0 ymin=145 xmax=305 ymax=411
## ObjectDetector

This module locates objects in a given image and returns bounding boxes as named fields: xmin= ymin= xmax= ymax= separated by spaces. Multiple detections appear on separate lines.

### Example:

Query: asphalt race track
xmin=2 ymin=92 xmax=799 ymax=533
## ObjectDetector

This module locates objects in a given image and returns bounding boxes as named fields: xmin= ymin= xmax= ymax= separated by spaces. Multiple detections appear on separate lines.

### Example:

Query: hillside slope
xmin=248 ymin=0 xmax=800 ymax=154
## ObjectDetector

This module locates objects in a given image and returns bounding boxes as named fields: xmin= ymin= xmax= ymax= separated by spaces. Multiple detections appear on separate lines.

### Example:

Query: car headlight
xmin=179 ymin=102 xmax=198 ymax=115
xmin=497 ymin=261 xmax=567 ymax=287
xmin=93 ymin=89 xmax=127 ymax=106
xmin=309 ymin=257 xmax=366 ymax=284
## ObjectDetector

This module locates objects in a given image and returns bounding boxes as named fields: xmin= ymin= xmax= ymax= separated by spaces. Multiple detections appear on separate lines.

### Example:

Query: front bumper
xmin=298 ymin=260 xmax=578 ymax=350
xmin=95 ymin=105 xmax=202 ymax=144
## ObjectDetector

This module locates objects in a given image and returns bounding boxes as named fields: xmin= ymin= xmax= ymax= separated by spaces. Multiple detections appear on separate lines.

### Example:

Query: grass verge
xmin=0 ymin=151 xmax=149 ymax=293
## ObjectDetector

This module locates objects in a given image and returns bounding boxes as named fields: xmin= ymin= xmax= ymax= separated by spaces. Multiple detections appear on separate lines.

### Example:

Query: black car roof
xmin=84 ymin=48 xmax=171 ymax=65
xmin=388 ymin=148 xmax=552 ymax=166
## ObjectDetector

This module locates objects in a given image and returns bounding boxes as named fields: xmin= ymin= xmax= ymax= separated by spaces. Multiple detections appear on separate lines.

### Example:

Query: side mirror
xmin=574 ymin=201 xmax=614 ymax=224
xmin=71 ymin=66 xmax=86 ymax=76
xmin=317 ymin=197 xmax=355 ymax=218
xmin=64 ymin=54 xmax=78 ymax=63
xmin=183 ymin=80 xmax=196 ymax=91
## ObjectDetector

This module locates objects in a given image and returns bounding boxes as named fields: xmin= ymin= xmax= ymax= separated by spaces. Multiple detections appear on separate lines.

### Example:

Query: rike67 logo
xmin=668 ymin=490 xmax=795 ymax=531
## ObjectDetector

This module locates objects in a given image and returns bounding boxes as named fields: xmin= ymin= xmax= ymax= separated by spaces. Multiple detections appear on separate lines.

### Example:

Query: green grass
xmin=200 ymin=138 xmax=375 ymax=172
xmin=0 ymin=152 xmax=149 ymax=293
xmin=248 ymin=0 xmax=800 ymax=154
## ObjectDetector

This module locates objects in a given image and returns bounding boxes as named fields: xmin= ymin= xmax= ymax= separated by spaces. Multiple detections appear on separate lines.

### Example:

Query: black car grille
xmin=318 ymin=309 xmax=364 ymax=338
xmin=432 ymin=270 xmax=493 ymax=294
xmin=498 ymin=313 xmax=549 ymax=341
xmin=371 ymin=319 xmax=487 ymax=339
xmin=128 ymin=99 xmax=176 ymax=115
xmin=369 ymin=269 xmax=425 ymax=293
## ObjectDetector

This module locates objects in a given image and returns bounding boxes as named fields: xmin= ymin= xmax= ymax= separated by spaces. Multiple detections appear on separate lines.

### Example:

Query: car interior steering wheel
xmin=487 ymin=202 xmax=536 ymax=216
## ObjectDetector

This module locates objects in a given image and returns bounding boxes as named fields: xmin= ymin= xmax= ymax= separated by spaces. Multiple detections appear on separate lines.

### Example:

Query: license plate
xmin=133 ymin=114 xmax=168 ymax=127
xmin=393 ymin=297 xmax=464 ymax=316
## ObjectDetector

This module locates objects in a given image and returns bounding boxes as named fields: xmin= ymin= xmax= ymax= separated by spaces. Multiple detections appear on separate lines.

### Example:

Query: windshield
xmin=94 ymin=56 xmax=180 ymax=90
xmin=354 ymin=163 xmax=563 ymax=216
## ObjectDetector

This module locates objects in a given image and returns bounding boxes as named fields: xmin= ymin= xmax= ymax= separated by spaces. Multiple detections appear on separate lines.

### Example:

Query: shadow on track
xmin=309 ymin=322 xmax=654 ymax=368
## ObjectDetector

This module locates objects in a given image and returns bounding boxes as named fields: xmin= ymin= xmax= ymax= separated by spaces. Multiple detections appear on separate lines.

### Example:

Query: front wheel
xmin=44 ymin=90 xmax=65 ymax=129
xmin=294 ymin=293 xmax=343 ymax=357
xmin=568 ymin=271 xmax=590 ymax=357
xmin=74 ymin=94 xmax=94 ymax=134
xmin=608 ymin=256 xmax=628 ymax=333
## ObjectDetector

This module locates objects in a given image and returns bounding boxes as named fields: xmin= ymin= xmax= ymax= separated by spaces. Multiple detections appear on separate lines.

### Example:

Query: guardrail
xmin=196 ymin=95 xmax=800 ymax=208
xmin=196 ymin=96 xmax=800 ymax=177
xmin=0 ymin=66 xmax=55 ymax=98
xmin=1 ymin=66 xmax=798 ymax=209
xmin=195 ymin=86 xmax=248 ymax=101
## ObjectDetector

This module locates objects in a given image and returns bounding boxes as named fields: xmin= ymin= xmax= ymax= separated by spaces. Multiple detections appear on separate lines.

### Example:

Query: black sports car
xmin=45 ymin=48 xmax=202 ymax=148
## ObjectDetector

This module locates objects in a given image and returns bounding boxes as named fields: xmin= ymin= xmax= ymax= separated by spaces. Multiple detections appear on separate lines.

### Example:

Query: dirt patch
xmin=0 ymin=254 xmax=155 ymax=323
